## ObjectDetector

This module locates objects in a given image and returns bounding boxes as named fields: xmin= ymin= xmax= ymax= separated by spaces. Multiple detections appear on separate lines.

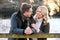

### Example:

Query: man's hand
xmin=24 ymin=27 xmax=32 ymax=34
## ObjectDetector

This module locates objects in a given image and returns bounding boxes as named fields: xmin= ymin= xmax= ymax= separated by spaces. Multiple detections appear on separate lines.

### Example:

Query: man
xmin=8 ymin=3 xmax=36 ymax=40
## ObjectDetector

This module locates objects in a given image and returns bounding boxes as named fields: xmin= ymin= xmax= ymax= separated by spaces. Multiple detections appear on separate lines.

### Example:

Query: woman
xmin=33 ymin=6 xmax=50 ymax=40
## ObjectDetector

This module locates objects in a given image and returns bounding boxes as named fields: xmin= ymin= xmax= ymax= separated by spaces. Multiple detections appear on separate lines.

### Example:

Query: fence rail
xmin=0 ymin=33 xmax=60 ymax=38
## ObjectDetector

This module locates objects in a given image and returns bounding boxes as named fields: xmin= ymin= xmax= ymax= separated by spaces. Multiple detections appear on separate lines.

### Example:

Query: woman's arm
xmin=30 ymin=15 xmax=40 ymax=33
xmin=31 ymin=24 xmax=40 ymax=33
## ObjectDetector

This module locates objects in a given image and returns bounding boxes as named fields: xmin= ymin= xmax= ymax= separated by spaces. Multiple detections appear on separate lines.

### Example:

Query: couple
xmin=8 ymin=2 xmax=49 ymax=40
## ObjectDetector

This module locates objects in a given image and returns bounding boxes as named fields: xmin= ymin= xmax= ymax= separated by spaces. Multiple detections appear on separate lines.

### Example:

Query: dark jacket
xmin=8 ymin=11 xmax=36 ymax=40
xmin=40 ymin=19 xmax=49 ymax=33
xmin=37 ymin=19 xmax=49 ymax=40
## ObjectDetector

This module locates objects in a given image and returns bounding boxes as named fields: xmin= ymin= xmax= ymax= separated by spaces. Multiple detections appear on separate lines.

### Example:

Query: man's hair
xmin=20 ymin=3 xmax=32 ymax=13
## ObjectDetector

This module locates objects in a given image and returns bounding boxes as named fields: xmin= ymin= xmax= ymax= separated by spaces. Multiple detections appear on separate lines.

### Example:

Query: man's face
xmin=24 ymin=8 xmax=32 ymax=18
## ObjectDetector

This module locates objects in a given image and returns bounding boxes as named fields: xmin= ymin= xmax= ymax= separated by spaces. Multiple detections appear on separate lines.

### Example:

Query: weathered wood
xmin=0 ymin=33 xmax=60 ymax=38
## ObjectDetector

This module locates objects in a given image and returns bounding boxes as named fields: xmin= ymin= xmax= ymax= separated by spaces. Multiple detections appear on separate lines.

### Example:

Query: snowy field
xmin=0 ymin=18 xmax=60 ymax=33
xmin=0 ymin=19 xmax=11 ymax=33
xmin=0 ymin=18 xmax=60 ymax=40
xmin=49 ymin=18 xmax=60 ymax=33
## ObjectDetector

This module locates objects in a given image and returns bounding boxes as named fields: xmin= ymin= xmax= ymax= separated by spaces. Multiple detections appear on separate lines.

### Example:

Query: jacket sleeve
xmin=31 ymin=28 xmax=36 ymax=34
xmin=43 ymin=23 xmax=50 ymax=33
xmin=30 ymin=16 xmax=36 ymax=34
xmin=10 ymin=13 xmax=25 ymax=34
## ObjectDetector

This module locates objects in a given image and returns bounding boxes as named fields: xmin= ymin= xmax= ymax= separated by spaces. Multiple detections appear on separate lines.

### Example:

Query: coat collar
xmin=16 ymin=10 xmax=29 ymax=22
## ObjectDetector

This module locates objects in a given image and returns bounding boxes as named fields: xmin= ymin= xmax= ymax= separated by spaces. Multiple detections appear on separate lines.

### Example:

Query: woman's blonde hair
xmin=33 ymin=6 xmax=49 ymax=25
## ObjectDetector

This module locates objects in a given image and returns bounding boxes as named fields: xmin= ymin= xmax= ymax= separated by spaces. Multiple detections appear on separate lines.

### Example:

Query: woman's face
xmin=36 ymin=8 xmax=43 ymax=19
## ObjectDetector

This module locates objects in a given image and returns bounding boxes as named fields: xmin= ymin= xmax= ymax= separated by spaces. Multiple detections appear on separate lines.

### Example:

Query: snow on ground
xmin=49 ymin=18 xmax=60 ymax=33
xmin=0 ymin=18 xmax=60 ymax=33
xmin=47 ymin=38 xmax=60 ymax=40
xmin=0 ymin=18 xmax=60 ymax=40
xmin=0 ymin=19 xmax=11 ymax=33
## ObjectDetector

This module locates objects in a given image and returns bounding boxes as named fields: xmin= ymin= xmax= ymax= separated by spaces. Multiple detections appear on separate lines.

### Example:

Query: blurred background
xmin=0 ymin=0 xmax=60 ymax=18
xmin=0 ymin=0 xmax=60 ymax=40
